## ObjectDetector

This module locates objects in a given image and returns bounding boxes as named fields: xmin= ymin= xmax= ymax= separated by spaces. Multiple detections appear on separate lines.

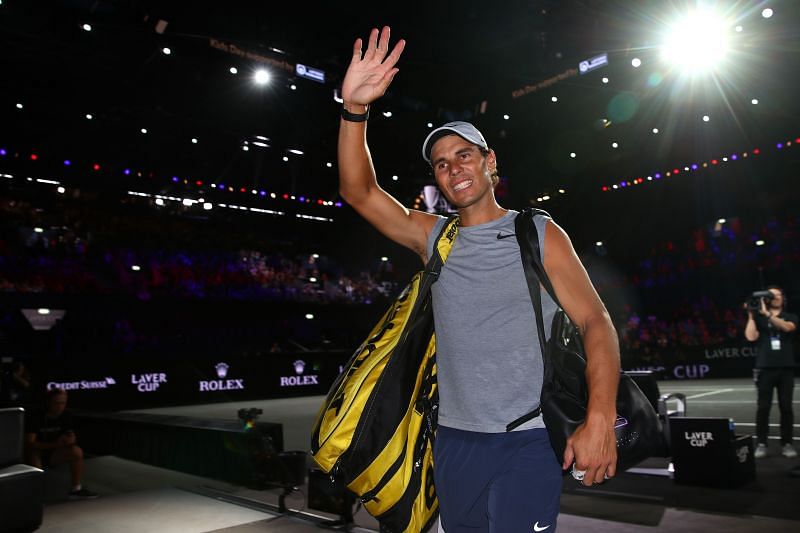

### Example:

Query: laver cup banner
xmin=39 ymin=352 xmax=347 ymax=409
xmin=625 ymin=341 xmax=795 ymax=379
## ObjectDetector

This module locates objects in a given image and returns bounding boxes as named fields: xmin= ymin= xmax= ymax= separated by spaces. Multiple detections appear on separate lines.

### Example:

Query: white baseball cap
xmin=422 ymin=121 xmax=489 ymax=163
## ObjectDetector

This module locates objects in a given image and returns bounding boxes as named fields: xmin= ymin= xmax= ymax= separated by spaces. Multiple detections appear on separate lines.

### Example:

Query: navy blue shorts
xmin=434 ymin=426 xmax=562 ymax=532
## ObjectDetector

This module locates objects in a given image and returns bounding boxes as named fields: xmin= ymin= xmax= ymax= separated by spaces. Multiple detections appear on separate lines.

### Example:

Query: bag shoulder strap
xmin=425 ymin=215 xmax=459 ymax=275
xmin=418 ymin=215 xmax=459 ymax=295
xmin=505 ymin=208 xmax=556 ymax=431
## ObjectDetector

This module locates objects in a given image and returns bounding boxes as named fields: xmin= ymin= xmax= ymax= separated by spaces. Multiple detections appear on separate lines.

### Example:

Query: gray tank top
xmin=426 ymin=210 xmax=557 ymax=433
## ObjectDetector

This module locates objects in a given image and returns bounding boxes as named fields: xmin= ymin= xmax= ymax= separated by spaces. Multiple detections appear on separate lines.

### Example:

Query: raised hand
xmin=341 ymin=26 xmax=405 ymax=108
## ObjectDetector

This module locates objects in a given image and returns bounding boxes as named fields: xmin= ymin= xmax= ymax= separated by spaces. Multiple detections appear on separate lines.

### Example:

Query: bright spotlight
xmin=761 ymin=8 xmax=773 ymax=19
xmin=551 ymin=96 xmax=558 ymax=102
xmin=652 ymin=127 xmax=659 ymax=134
xmin=751 ymin=98 xmax=758 ymax=105
xmin=631 ymin=58 xmax=642 ymax=68
xmin=661 ymin=9 xmax=731 ymax=72
xmin=229 ymin=67 xmax=238 ymax=74
xmin=601 ymin=77 xmax=609 ymax=84
xmin=702 ymin=115 xmax=710 ymax=122
xmin=254 ymin=69 xmax=271 ymax=85
xmin=82 ymin=23 xmax=92 ymax=32
xmin=162 ymin=47 xmax=171 ymax=55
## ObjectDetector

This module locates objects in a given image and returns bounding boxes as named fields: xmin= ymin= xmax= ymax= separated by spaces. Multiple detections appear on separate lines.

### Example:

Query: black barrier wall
xmin=624 ymin=340 xmax=797 ymax=380
xmin=37 ymin=351 xmax=351 ymax=410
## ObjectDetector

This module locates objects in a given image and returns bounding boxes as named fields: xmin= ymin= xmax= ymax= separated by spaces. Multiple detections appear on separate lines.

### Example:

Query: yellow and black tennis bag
xmin=310 ymin=216 xmax=459 ymax=533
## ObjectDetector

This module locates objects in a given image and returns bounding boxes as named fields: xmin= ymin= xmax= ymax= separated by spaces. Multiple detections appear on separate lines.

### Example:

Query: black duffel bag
xmin=508 ymin=208 xmax=664 ymax=472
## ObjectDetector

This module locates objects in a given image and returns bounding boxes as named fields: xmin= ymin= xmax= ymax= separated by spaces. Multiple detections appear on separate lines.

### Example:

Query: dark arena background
xmin=1 ymin=1 xmax=799 ymax=532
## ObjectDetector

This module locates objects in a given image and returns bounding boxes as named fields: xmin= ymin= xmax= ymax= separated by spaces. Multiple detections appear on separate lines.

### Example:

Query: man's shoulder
xmin=24 ymin=407 xmax=44 ymax=431
xmin=781 ymin=311 xmax=799 ymax=324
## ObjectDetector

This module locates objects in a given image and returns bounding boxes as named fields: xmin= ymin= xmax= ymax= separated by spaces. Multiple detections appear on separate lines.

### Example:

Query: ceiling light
xmin=601 ymin=77 xmax=609 ymax=84
xmin=761 ymin=8 xmax=773 ymax=19
xmin=162 ymin=47 xmax=171 ymax=55
xmin=751 ymin=98 xmax=758 ymax=105
xmin=82 ymin=23 xmax=92 ymax=32
xmin=702 ymin=115 xmax=710 ymax=122
xmin=140 ymin=128 xmax=148 ymax=133
xmin=229 ymin=67 xmax=238 ymax=74
xmin=382 ymin=111 xmax=393 ymax=118
xmin=569 ymin=152 xmax=576 ymax=158
xmin=551 ymin=96 xmax=558 ymax=103
xmin=611 ymin=142 xmax=619 ymax=148
xmin=254 ymin=69 xmax=271 ymax=85
xmin=631 ymin=58 xmax=642 ymax=67
xmin=652 ymin=127 xmax=659 ymax=134
xmin=661 ymin=8 xmax=731 ymax=73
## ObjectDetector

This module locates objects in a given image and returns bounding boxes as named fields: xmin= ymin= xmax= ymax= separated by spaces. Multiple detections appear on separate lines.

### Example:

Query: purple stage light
xmin=691 ymin=164 xmax=698 ymax=170
xmin=259 ymin=190 xmax=266 ymax=196
xmin=777 ymin=143 xmax=783 ymax=149
xmin=64 ymin=160 xmax=71 ymax=166
xmin=299 ymin=196 xmax=305 ymax=202
xmin=655 ymin=173 xmax=662 ymax=179
xmin=218 ymin=184 xmax=225 ymax=189
xmin=123 ymin=168 xmax=131 ymax=175
xmin=171 ymin=176 xmax=179 ymax=183
xmin=335 ymin=202 xmax=343 ymax=207
xmin=0 ymin=149 xmax=6 ymax=156
xmin=731 ymin=154 xmax=738 ymax=160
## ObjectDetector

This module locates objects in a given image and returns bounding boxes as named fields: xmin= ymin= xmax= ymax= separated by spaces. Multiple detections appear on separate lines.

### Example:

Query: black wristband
xmin=341 ymin=106 xmax=369 ymax=122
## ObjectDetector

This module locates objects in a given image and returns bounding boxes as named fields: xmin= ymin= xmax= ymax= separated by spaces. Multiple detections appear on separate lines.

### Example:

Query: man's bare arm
xmin=543 ymin=220 xmax=620 ymax=486
xmin=338 ymin=27 xmax=438 ymax=262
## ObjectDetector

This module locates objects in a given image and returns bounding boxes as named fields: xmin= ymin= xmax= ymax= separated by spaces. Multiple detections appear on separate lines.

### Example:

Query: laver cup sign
xmin=199 ymin=362 xmax=246 ymax=392
xmin=131 ymin=372 xmax=168 ymax=393
xmin=280 ymin=360 xmax=320 ymax=387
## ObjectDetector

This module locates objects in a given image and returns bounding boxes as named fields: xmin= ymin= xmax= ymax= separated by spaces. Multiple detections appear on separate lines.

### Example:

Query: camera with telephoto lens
xmin=746 ymin=290 xmax=774 ymax=311
xmin=237 ymin=407 xmax=263 ymax=422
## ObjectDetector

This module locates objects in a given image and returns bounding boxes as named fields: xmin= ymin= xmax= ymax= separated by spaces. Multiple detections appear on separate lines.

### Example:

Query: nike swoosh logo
xmin=496 ymin=232 xmax=516 ymax=240
xmin=533 ymin=523 xmax=551 ymax=532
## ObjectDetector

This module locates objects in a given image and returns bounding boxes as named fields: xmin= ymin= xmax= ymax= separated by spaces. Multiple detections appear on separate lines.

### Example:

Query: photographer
xmin=745 ymin=286 xmax=798 ymax=458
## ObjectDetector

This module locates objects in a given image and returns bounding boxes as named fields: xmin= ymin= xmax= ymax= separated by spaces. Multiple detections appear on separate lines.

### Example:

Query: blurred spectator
xmin=24 ymin=388 xmax=99 ymax=499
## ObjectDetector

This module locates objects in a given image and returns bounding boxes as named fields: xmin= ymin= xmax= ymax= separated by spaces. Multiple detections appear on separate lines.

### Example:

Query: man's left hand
xmin=562 ymin=414 xmax=617 ymax=487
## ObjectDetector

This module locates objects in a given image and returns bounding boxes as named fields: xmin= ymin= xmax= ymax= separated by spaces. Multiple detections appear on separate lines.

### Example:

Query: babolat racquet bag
xmin=310 ymin=216 xmax=458 ymax=533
